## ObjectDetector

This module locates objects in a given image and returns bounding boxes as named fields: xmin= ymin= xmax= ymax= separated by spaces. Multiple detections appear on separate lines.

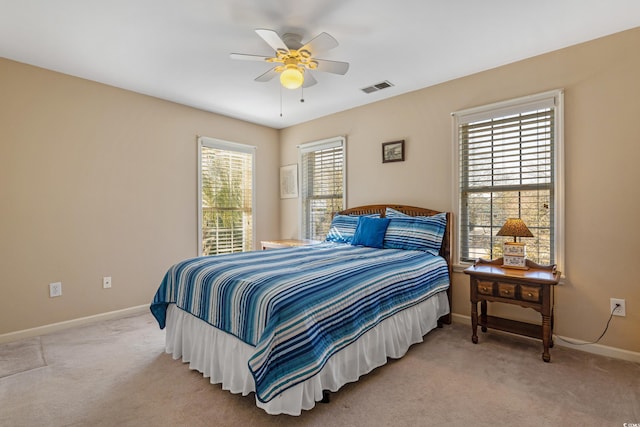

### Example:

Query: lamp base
xmin=502 ymin=254 xmax=528 ymax=269
xmin=503 ymin=241 xmax=526 ymax=256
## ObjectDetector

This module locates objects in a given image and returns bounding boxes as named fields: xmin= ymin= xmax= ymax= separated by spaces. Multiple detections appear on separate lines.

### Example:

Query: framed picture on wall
xmin=280 ymin=164 xmax=298 ymax=199
xmin=382 ymin=140 xmax=405 ymax=163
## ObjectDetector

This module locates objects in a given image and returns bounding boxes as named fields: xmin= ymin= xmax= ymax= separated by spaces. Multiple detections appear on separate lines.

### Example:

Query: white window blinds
xmin=198 ymin=137 xmax=255 ymax=256
xmin=454 ymin=91 xmax=564 ymax=266
xmin=299 ymin=137 xmax=346 ymax=241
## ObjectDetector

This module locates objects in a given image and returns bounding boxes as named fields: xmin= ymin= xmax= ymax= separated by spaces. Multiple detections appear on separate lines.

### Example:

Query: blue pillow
xmin=325 ymin=214 xmax=379 ymax=243
xmin=382 ymin=212 xmax=447 ymax=255
xmin=351 ymin=217 xmax=391 ymax=248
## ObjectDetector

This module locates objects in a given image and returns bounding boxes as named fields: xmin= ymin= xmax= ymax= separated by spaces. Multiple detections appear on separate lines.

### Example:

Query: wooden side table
xmin=464 ymin=258 xmax=560 ymax=362
xmin=261 ymin=239 xmax=321 ymax=250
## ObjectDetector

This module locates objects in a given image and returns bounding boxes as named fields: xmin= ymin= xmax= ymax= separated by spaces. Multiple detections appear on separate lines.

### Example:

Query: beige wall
xmin=0 ymin=59 xmax=280 ymax=334
xmin=280 ymin=28 xmax=640 ymax=353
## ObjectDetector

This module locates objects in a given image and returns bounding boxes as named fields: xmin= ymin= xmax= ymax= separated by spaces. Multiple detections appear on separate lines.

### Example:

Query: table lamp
xmin=496 ymin=218 xmax=533 ymax=269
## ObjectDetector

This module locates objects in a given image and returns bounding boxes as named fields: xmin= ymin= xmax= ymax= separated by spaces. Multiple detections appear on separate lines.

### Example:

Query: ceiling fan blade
xmin=314 ymin=59 xmax=349 ymax=75
xmin=300 ymin=32 xmax=338 ymax=54
xmin=230 ymin=53 xmax=271 ymax=62
xmin=302 ymin=72 xmax=317 ymax=88
xmin=255 ymin=67 xmax=279 ymax=82
xmin=255 ymin=29 xmax=288 ymax=52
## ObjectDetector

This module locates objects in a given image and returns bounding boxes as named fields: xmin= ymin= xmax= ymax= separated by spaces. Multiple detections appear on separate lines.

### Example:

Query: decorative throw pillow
xmin=351 ymin=216 xmax=391 ymax=248
xmin=325 ymin=214 xmax=379 ymax=243
xmin=382 ymin=212 xmax=447 ymax=255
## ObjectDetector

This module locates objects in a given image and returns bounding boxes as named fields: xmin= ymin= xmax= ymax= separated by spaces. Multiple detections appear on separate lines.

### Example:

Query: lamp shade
xmin=280 ymin=65 xmax=304 ymax=89
xmin=496 ymin=218 xmax=533 ymax=240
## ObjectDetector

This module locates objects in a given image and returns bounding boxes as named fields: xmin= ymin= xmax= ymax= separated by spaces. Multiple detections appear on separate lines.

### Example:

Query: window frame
xmin=452 ymin=90 xmax=564 ymax=272
xmin=298 ymin=136 xmax=347 ymax=240
xmin=197 ymin=136 xmax=256 ymax=255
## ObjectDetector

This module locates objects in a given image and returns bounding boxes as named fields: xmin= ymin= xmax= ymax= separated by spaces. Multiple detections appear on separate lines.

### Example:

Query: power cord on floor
xmin=555 ymin=303 xmax=618 ymax=346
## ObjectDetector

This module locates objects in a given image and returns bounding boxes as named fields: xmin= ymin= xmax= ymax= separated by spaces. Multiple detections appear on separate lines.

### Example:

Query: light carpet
xmin=0 ymin=336 xmax=46 ymax=378
xmin=0 ymin=312 xmax=638 ymax=426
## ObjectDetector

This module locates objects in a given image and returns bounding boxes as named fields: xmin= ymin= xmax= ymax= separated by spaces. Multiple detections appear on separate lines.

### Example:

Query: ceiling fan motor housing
xmin=281 ymin=33 xmax=303 ymax=50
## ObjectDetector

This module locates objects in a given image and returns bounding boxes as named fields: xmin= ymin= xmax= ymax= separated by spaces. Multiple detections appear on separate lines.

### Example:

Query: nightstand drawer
xmin=521 ymin=285 xmax=541 ymax=302
xmin=497 ymin=283 xmax=517 ymax=299
xmin=477 ymin=281 xmax=494 ymax=296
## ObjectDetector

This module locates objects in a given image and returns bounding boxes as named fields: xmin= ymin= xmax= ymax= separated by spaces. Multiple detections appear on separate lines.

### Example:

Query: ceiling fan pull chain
xmin=279 ymin=85 xmax=283 ymax=117
xmin=300 ymin=86 xmax=305 ymax=103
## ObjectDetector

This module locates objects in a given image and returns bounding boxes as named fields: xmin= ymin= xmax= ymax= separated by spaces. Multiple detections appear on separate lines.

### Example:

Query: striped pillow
xmin=385 ymin=207 xmax=410 ymax=218
xmin=326 ymin=214 xmax=379 ymax=243
xmin=382 ymin=212 xmax=447 ymax=255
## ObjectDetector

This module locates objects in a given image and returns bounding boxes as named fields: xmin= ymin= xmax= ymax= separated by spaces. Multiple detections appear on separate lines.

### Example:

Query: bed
xmin=150 ymin=204 xmax=452 ymax=415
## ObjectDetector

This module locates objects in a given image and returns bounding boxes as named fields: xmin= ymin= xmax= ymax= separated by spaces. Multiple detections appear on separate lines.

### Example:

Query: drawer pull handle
xmin=482 ymin=287 xmax=488 ymax=292
xmin=527 ymin=292 xmax=533 ymax=297
xmin=503 ymin=290 xmax=510 ymax=294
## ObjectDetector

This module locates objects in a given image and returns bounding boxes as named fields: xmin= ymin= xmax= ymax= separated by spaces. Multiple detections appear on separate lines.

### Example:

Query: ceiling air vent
xmin=361 ymin=80 xmax=394 ymax=94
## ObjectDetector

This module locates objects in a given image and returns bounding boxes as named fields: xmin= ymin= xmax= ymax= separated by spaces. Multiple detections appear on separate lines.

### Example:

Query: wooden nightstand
xmin=464 ymin=258 xmax=560 ymax=362
xmin=261 ymin=239 xmax=321 ymax=250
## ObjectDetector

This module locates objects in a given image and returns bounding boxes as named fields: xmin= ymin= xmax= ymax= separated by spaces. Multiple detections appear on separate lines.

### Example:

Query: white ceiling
xmin=1 ymin=1 xmax=639 ymax=129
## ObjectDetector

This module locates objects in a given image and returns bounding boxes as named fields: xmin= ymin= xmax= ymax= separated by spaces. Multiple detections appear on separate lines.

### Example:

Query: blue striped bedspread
xmin=150 ymin=242 xmax=450 ymax=403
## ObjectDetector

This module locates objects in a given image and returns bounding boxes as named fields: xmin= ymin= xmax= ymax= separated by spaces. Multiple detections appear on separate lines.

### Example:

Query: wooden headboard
xmin=337 ymin=204 xmax=452 ymax=325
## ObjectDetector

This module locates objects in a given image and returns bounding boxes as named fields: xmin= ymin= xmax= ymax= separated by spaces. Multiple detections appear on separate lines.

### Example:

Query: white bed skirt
xmin=164 ymin=290 xmax=449 ymax=416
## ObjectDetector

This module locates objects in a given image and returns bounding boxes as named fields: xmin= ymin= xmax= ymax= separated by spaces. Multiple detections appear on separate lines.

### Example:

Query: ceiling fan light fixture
xmin=280 ymin=65 xmax=304 ymax=89
xmin=232 ymin=29 xmax=349 ymax=90
xmin=298 ymin=49 xmax=311 ymax=59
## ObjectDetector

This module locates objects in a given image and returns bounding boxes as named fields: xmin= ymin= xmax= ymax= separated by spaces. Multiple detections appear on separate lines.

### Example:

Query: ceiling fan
xmin=230 ymin=29 xmax=349 ymax=90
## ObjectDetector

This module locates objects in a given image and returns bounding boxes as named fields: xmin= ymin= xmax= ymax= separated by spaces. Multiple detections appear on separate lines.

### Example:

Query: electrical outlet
xmin=103 ymin=276 xmax=112 ymax=289
xmin=49 ymin=282 xmax=62 ymax=298
xmin=610 ymin=298 xmax=626 ymax=317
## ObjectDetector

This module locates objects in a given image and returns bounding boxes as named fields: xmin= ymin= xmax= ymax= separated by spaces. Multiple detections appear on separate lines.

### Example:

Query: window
xmin=453 ymin=90 xmax=564 ymax=268
xmin=299 ymin=137 xmax=346 ymax=241
xmin=198 ymin=137 xmax=255 ymax=256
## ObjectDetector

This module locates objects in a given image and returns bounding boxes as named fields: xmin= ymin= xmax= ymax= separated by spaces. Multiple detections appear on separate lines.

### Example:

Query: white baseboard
xmin=450 ymin=313 xmax=640 ymax=364
xmin=552 ymin=335 xmax=640 ymax=364
xmin=0 ymin=305 xmax=149 ymax=344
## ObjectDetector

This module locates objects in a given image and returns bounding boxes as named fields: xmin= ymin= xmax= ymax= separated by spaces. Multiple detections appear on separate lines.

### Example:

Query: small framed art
xmin=382 ymin=140 xmax=405 ymax=163
xmin=279 ymin=164 xmax=298 ymax=199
